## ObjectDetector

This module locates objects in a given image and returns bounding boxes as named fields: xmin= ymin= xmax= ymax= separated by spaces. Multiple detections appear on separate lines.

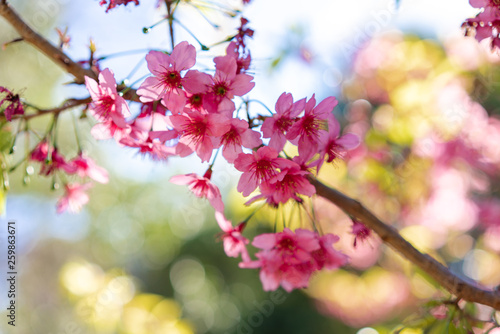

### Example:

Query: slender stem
xmin=165 ymin=0 xmax=175 ymax=49
xmin=246 ymin=99 xmax=274 ymax=116
xmin=97 ymin=48 xmax=164 ymax=61
xmin=185 ymin=2 xmax=220 ymax=29
xmin=308 ymin=176 xmax=500 ymax=310
xmin=173 ymin=17 xmax=209 ymax=50
xmin=209 ymin=147 xmax=221 ymax=166
xmin=11 ymin=97 xmax=91 ymax=121
xmin=72 ymin=113 xmax=82 ymax=153
xmin=0 ymin=2 xmax=97 ymax=84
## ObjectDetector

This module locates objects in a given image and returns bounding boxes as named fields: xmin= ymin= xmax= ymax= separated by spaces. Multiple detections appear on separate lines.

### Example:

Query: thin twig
xmin=0 ymin=2 xmax=97 ymax=84
xmin=10 ymin=97 xmax=92 ymax=121
xmin=165 ymin=0 xmax=175 ymax=49
xmin=0 ymin=2 xmax=141 ymax=107
xmin=309 ymin=176 xmax=500 ymax=310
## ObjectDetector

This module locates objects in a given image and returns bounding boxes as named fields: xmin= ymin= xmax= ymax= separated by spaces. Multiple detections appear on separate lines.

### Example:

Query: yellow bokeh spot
xmin=60 ymin=260 xmax=105 ymax=296
xmin=122 ymin=294 xmax=193 ymax=334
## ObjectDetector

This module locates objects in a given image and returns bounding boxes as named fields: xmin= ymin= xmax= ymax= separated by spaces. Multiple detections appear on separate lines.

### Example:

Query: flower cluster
xmin=0 ymin=87 xmax=24 ymax=121
xmin=235 ymin=93 xmax=359 ymax=207
xmin=83 ymin=36 xmax=359 ymax=291
xmin=29 ymin=141 xmax=108 ymax=213
xmin=462 ymin=0 xmax=500 ymax=49
xmin=86 ymin=41 xmax=259 ymax=163
xmin=240 ymin=228 xmax=347 ymax=292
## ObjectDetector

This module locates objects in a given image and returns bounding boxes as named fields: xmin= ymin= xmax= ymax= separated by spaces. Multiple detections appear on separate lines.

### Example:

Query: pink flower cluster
xmin=29 ymin=141 xmax=108 ymax=213
xmin=240 ymin=228 xmax=347 ymax=292
xmin=83 ymin=38 xmax=359 ymax=291
xmin=463 ymin=0 xmax=500 ymax=49
xmin=0 ymin=87 xmax=24 ymax=121
xmin=85 ymin=41 xmax=259 ymax=163
xmin=235 ymin=93 xmax=359 ymax=206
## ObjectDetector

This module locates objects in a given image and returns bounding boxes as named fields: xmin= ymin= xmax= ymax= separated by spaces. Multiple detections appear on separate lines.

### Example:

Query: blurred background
xmin=1 ymin=0 xmax=500 ymax=333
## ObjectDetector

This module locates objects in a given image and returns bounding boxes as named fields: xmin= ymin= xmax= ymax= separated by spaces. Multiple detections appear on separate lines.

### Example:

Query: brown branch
xmin=309 ymin=176 xmax=500 ymax=310
xmin=17 ymin=97 xmax=91 ymax=121
xmin=0 ymin=2 xmax=97 ymax=84
xmin=0 ymin=1 xmax=142 ymax=111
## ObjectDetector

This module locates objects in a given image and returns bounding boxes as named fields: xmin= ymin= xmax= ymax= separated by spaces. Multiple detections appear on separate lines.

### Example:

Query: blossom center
xmin=192 ymin=179 xmax=210 ymax=198
xmin=97 ymin=95 xmax=115 ymax=115
xmin=183 ymin=119 xmax=208 ymax=144
xmin=189 ymin=94 xmax=203 ymax=108
xmin=254 ymin=160 xmax=276 ymax=181
xmin=275 ymin=116 xmax=293 ymax=132
xmin=326 ymin=142 xmax=343 ymax=163
xmin=221 ymin=128 xmax=241 ymax=146
xmin=278 ymin=237 xmax=296 ymax=253
xmin=301 ymin=115 xmax=320 ymax=136
xmin=215 ymin=84 xmax=227 ymax=96
xmin=161 ymin=70 xmax=181 ymax=88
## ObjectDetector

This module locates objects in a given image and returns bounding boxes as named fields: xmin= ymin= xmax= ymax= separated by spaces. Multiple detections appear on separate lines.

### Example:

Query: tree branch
xmin=309 ymin=176 xmax=500 ymax=310
xmin=18 ymin=97 xmax=91 ymax=121
xmin=0 ymin=1 xmax=97 ymax=84
xmin=0 ymin=2 xmax=140 ymax=106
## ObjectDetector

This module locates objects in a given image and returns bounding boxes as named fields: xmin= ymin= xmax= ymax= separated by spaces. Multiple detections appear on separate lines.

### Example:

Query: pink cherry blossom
xmin=214 ymin=118 xmax=262 ymax=163
xmin=182 ymin=70 xmax=213 ymax=95
xmin=40 ymin=148 xmax=77 ymax=176
xmin=182 ymin=70 xmax=213 ymax=112
xmin=351 ymin=220 xmax=371 ymax=247
xmin=225 ymin=41 xmax=251 ymax=74
xmin=311 ymin=234 xmax=348 ymax=270
xmin=120 ymin=136 xmax=176 ymax=161
xmin=287 ymin=94 xmax=338 ymax=158
xmin=262 ymin=92 xmax=306 ymax=152
xmin=0 ymin=87 xmax=24 ymax=121
xmin=315 ymin=114 xmax=360 ymax=171
xmin=252 ymin=228 xmax=319 ymax=263
xmin=245 ymin=250 xmax=313 ymax=292
xmin=240 ymin=228 xmax=320 ymax=292
xmin=215 ymin=212 xmax=250 ymax=262
xmin=170 ymin=168 xmax=224 ymax=212
xmin=170 ymin=110 xmax=230 ymax=162
xmin=30 ymin=141 xmax=49 ymax=162
xmin=205 ymin=55 xmax=255 ymax=114
xmin=257 ymin=163 xmax=315 ymax=205
xmin=85 ymin=68 xmax=131 ymax=126
xmin=234 ymin=146 xmax=296 ymax=197
xmin=235 ymin=17 xmax=254 ymax=49
xmin=56 ymin=183 xmax=92 ymax=214
xmin=463 ymin=1 xmax=500 ymax=48
xmin=71 ymin=153 xmax=109 ymax=183
xmin=90 ymin=117 xmax=131 ymax=141
xmin=139 ymin=101 xmax=168 ymax=116
xmin=137 ymin=42 xmax=196 ymax=113
xmin=241 ymin=229 xmax=347 ymax=292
